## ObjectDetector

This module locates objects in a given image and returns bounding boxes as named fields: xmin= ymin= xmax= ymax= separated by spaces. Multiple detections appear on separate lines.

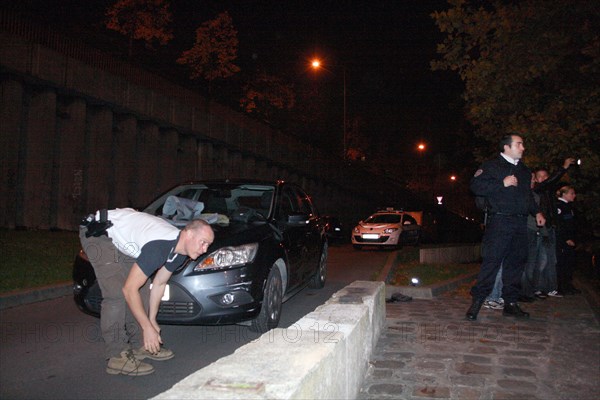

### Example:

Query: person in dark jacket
xmin=555 ymin=185 xmax=579 ymax=295
xmin=466 ymin=134 xmax=545 ymax=321
xmin=522 ymin=158 xmax=576 ymax=299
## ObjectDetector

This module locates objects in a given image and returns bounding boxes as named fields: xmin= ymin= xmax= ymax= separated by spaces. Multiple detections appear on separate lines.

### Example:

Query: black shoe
xmin=503 ymin=303 xmax=530 ymax=318
xmin=466 ymin=298 xmax=485 ymax=321
xmin=568 ymin=287 xmax=582 ymax=295
xmin=518 ymin=295 xmax=535 ymax=303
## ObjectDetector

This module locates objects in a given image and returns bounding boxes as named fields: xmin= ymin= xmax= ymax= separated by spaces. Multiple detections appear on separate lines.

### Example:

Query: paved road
xmin=0 ymin=243 xmax=390 ymax=400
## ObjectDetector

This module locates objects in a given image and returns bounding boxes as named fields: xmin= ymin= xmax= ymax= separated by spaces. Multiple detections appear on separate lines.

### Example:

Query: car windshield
xmin=365 ymin=214 xmax=401 ymax=224
xmin=144 ymin=183 xmax=275 ymax=225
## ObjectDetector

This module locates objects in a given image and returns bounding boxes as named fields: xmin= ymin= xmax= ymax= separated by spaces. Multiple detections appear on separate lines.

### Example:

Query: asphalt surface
xmin=359 ymin=280 xmax=600 ymax=400
xmin=3 ymin=249 xmax=599 ymax=400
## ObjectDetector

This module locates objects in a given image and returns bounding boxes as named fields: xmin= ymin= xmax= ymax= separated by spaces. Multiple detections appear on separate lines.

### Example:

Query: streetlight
xmin=310 ymin=58 xmax=347 ymax=159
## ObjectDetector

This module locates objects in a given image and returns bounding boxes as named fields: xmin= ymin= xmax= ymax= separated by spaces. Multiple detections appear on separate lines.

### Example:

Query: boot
xmin=106 ymin=350 xmax=155 ymax=376
xmin=466 ymin=298 xmax=485 ymax=321
xmin=503 ymin=302 xmax=530 ymax=318
xmin=133 ymin=346 xmax=174 ymax=361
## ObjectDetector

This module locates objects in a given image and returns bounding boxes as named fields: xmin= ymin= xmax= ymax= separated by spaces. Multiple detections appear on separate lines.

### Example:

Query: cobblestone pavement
xmin=359 ymin=293 xmax=600 ymax=400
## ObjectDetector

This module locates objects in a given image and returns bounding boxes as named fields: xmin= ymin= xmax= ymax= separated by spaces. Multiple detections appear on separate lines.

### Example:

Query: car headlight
xmin=383 ymin=228 xmax=398 ymax=234
xmin=194 ymin=243 xmax=258 ymax=271
xmin=353 ymin=226 xmax=360 ymax=233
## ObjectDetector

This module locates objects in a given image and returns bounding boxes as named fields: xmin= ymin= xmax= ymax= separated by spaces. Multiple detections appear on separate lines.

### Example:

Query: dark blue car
xmin=73 ymin=180 xmax=328 ymax=332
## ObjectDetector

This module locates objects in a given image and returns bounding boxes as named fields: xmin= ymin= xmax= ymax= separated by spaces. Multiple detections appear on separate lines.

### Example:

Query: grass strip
xmin=0 ymin=229 xmax=80 ymax=293
xmin=388 ymin=248 xmax=480 ymax=286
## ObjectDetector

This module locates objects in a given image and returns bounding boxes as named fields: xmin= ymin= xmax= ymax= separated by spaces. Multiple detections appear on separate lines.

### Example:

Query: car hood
xmin=209 ymin=220 xmax=277 ymax=247
xmin=358 ymin=223 xmax=400 ymax=229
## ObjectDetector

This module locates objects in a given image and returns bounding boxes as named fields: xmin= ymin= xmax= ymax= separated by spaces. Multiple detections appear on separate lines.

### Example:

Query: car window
xmin=295 ymin=187 xmax=315 ymax=216
xmin=367 ymin=214 xmax=401 ymax=224
xmin=278 ymin=187 xmax=297 ymax=218
xmin=402 ymin=215 xmax=417 ymax=225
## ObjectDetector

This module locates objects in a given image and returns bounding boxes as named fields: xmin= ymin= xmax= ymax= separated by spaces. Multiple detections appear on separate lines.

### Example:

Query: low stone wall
xmin=152 ymin=281 xmax=385 ymax=400
xmin=419 ymin=244 xmax=481 ymax=264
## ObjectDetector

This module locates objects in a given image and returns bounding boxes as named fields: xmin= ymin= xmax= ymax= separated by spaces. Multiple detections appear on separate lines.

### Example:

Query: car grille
xmin=83 ymin=281 xmax=199 ymax=318
xmin=158 ymin=301 xmax=196 ymax=315
xmin=354 ymin=235 xmax=389 ymax=243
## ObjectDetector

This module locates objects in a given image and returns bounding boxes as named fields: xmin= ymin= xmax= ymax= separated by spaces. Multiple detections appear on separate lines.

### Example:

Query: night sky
xmin=4 ymin=0 xmax=465 ymax=162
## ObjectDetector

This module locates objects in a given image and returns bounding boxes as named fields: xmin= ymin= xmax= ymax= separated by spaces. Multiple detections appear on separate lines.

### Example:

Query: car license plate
xmin=362 ymin=233 xmax=379 ymax=239
xmin=149 ymin=283 xmax=170 ymax=301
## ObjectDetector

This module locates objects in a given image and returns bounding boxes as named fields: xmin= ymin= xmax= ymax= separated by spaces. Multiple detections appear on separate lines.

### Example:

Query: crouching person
xmin=79 ymin=208 xmax=214 ymax=376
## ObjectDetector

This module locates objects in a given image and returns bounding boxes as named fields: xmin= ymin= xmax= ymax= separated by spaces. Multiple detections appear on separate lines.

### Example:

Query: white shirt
xmin=97 ymin=208 xmax=179 ymax=258
xmin=500 ymin=152 xmax=519 ymax=165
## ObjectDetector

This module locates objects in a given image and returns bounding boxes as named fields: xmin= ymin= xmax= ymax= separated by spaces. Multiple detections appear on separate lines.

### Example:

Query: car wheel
xmin=309 ymin=242 xmax=328 ymax=289
xmin=250 ymin=266 xmax=283 ymax=333
xmin=353 ymin=244 xmax=363 ymax=250
xmin=413 ymin=233 xmax=421 ymax=246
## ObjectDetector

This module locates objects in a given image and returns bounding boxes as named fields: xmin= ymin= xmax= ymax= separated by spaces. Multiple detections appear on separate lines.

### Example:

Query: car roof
xmin=373 ymin=208 xmax=406 ymax=215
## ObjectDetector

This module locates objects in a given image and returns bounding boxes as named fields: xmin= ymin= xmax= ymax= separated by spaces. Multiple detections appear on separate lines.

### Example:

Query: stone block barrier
xmin=152 ymin=281 xmax=385 ymax=400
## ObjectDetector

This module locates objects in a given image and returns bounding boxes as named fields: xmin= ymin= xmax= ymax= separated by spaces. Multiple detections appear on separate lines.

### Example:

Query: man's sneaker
xmin=534 ymin=291 xmax=548 ymax=299
xmin=106 ymin=350 xmax=155 ymax=376
xmin=547 ymin=290 xmax=563 ymax=298
xmin=133 ymin=346 xmax=174 ymax=361
xmin=483 ymin=300 xmax=504 ymax=310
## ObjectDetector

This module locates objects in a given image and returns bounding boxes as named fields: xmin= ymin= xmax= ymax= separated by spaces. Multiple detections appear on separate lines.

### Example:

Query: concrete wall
xmin=1 ymin=14 xmax=413 ymax=231
xmin=152 ymin=281 xmax=385 ymax=400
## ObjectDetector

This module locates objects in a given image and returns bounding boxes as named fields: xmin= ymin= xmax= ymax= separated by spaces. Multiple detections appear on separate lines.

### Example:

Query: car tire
xmin=309 ymin=242 xmax=328 ymax=289
xmin=353 ymin=244 xmax=363 ymax=250
xmin=250 ymin=266 xmax=283 ymax=333
xmin=413 ymin=233 xmax=421 ymax=246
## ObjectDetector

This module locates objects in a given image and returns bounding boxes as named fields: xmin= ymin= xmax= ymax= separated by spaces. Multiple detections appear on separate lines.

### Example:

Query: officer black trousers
xmin=471 ymin=215 xmax=528 ymax=304
xmin=556 ymin=245 xmax=576 ymax=293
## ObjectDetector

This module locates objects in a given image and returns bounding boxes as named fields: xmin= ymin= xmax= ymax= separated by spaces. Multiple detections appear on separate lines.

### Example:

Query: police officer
xmin=466 ymin=135 xmax=545 ymax=320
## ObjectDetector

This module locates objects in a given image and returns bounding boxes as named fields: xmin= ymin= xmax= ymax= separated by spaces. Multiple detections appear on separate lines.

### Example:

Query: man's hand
xmin=142 ymin=325 xmax=163 ymax=354
xmin=535 ymin=212 xmax=546 ymax=227
xmin=563 ymin=158 xmax=576 ymax=169
xmin=503 ymin=175 xmax=518 ymax=187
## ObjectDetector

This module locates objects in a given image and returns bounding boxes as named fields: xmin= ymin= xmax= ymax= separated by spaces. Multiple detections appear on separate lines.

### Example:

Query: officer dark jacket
xmin=471 ymin=155 xmax=539 ymax=217
xmin=556 ymin=199 xmax=576 ymax=248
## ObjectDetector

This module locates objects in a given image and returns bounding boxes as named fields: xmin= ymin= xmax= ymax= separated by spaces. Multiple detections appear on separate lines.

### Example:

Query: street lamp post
xmin=311 ymin=58 xmax=347 ymax=160
xmin=343 ymin=67 xmax=346 ymax=160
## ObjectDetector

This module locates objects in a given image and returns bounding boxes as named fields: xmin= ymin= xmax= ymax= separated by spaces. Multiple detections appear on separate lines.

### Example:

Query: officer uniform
xmin=555 ymin=197 xmax=577 ymax=294
xmin=468 ymin=154 xmax=539 ymax=317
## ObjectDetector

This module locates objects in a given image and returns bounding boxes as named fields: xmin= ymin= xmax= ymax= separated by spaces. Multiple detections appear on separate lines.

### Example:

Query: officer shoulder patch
xmin=474 ymin=169 xmax=483 ymax=177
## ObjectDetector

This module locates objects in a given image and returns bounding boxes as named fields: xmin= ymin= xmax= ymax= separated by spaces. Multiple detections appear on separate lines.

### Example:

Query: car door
xmin=294 ymin=186 xmax=322 ymax=281
xmin=275 ymin=184 xmax=319 ymax=290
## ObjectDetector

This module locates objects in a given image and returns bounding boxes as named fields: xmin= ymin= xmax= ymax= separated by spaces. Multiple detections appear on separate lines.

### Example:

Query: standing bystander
xmin=523 ymin=158 xmax=576 ymax=299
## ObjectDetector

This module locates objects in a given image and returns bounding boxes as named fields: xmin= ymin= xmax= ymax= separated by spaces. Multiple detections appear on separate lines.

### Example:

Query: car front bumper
xmin=352 ymin=232 xmax=399 ymax=245
xmin=73 ymin=259 xmax=264 ymax=325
